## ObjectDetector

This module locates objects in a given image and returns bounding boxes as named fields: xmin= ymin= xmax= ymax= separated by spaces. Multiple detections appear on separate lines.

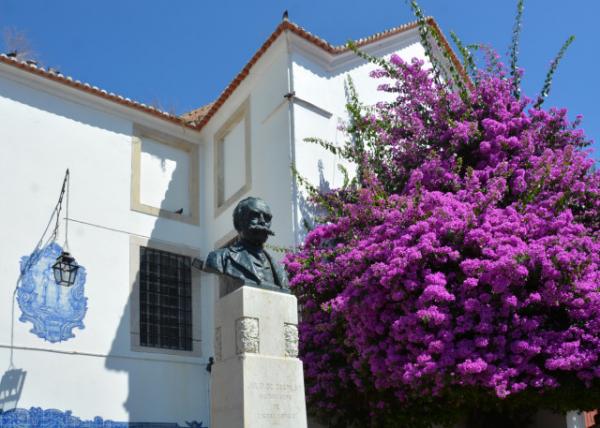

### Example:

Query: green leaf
xmin=509 ymin=0 xmax=525 ymax=98
xmin=347 ymin=40 xmax=399 ymax=79
xmin=337 ymin=163 xmax=350 ymax=188
xmin=450 ymin=31 xmax=477 ymax=81
xmin=304 ymin=137 xmax=341 ymax=156
xmin=534 ymin=35 xmax=575 ymax=108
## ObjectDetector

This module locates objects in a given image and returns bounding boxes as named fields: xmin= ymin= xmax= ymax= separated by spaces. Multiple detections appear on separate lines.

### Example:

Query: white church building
xmin=0 ymin=18 xmax=465 ymax=427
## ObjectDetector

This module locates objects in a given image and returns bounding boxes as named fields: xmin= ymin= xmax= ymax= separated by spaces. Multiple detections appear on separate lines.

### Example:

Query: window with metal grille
xmin=139 ymin=246 xmax=192 ymax=351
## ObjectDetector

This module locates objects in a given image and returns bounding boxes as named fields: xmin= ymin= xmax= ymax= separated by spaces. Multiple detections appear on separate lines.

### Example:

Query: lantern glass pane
xmin=67 ymin=268 xmax=77 ymax=285
xmin=53 ymin=266 xmax=62 ymax=284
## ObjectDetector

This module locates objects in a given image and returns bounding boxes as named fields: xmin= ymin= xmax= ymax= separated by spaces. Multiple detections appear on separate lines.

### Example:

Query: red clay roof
xmin=0 ymin=18 xmax=463 ymax=132
xmin=181 ymin=102 xmax=215 ymax=126
xmin=190 ymin=18 xmax=466 ymax=131
xmin=0 ymin=54 xmax=194 ymax=129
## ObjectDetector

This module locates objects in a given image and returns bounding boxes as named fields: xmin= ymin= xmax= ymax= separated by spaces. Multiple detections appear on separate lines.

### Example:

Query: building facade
xmin=0 ymin=19 xmax=448 ymax=426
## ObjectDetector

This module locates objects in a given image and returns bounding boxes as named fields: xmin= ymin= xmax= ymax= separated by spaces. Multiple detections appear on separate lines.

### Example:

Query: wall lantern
xmin=50 ymin=169 xmax=79 ymax=286
xmin=52 ymin=251 xmax=79 ymax=286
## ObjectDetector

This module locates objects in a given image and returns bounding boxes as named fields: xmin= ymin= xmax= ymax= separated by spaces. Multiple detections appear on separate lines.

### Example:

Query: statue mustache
xmin=248 ymin=224 xmax=275 ymax=236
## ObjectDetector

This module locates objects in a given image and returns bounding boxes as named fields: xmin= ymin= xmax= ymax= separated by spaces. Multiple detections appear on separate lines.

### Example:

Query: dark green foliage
xmin=534 ymin=35 xmax=575 ymax=108
xmin=509 ymin=0 xmax=525 ymax=98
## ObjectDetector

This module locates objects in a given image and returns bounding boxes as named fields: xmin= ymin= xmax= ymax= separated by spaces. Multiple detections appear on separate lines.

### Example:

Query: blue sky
xmin=0 ymin=1 xmax=598 ymax=152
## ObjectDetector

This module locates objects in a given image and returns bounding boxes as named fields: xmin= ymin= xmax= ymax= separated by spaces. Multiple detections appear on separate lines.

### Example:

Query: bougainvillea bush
xmin=284 ymin=5 xmax=600 ymax=428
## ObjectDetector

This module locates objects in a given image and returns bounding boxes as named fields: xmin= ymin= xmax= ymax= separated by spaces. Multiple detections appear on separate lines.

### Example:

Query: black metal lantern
xmin=48 ymin=169 xmax=80 ymax=287
xmin=52 ymin=251 xmax=79 ymax=287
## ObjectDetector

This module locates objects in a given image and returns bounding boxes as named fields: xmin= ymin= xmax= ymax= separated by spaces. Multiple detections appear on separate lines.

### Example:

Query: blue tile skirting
xmin=0 ymin=407 xmax=206 ymax=428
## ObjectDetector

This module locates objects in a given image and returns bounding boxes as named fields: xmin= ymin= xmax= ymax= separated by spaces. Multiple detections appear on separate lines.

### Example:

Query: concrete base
xmin=211 ymin=285 xmax=308 ymax=428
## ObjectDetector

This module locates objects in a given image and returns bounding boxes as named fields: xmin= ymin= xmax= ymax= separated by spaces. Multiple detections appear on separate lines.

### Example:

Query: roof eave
xmin=0 ymin=54 xmax=198 ymax=130
xmin=194 ymin=17 xmax=468 ymax=131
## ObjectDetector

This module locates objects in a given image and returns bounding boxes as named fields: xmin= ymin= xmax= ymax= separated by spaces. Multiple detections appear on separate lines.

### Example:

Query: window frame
xmin=131 ymin=124 xmax=200 ymax=225
xmin=213 ymin=98 xmax=251 ymax=217
xmin=129 ymin=235 xmax=202 ymax=357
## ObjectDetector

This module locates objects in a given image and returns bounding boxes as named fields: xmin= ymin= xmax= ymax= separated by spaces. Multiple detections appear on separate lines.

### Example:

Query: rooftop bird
xmin=282 ymin=10 xmax=288 ymax=21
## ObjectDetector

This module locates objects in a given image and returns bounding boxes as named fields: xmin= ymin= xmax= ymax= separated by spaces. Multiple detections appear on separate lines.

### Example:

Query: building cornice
xmin=193 ymin=18 xmax=467 ymax=131
xmin=0 ymin=60 xmax=201 ymax=142
xmin=0 ymin=18 xmax=466 ymax=135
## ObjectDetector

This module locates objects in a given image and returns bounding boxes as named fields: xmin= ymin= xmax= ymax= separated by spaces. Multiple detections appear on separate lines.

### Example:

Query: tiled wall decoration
xmin=17 ymin=242 xmax=87 ymax=343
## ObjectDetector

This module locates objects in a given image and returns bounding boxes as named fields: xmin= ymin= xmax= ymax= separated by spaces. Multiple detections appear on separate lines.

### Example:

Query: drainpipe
xmin=284 ymin=29 xmax=299 ymax=248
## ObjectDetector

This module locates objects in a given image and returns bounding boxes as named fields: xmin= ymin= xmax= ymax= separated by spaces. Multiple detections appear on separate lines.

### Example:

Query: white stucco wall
xmin=199 ymin=36 xmax=295 ymax=256
xmin=0 ymin=24 xmax=437 ymax=427
xmin=139 ymin=136 xmax=192 ymax=215
xmin=0 ymin=68 xmax=211 ymax=425
xmin=221 ymin=119 xmax=246 ymax=202
xmin=289 ymin=29 xmax=429 ymax=240
xmin=198 ymin=28 xmax=431 ymax=253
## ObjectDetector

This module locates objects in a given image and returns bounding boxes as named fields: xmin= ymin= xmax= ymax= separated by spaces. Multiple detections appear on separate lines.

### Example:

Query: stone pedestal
xmin=211 ymin=285 xmax=308 ymax=428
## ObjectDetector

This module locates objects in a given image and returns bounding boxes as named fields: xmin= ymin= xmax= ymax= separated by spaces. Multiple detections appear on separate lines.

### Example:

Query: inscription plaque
xmin=249 ymin=381 xmax=301 ymax=425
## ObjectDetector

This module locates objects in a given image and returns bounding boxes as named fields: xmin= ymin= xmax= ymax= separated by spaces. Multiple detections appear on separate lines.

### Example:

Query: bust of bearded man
xmin=204 ymin=197 xmax=289 ymax=295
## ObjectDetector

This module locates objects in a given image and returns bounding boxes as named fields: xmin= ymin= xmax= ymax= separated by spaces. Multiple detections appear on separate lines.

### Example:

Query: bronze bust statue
xmin=204 ymin=197 xmax=289 ymax=293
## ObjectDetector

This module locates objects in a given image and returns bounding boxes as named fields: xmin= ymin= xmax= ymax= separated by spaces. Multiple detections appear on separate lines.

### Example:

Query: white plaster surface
xmin=222 ymin=118 xmax=246 ymax=201
xmin=139 ymin=136 xmax=191 ymax=214
xmin=200 ymin=36 xmax=295 ymax=253
xmin=0 ymin=21 xmax=453 ymax=427
xmin=0 ymin=71 xmax=209 ymax=424
xmin=212 ymin=286 xmax=307 ymax=428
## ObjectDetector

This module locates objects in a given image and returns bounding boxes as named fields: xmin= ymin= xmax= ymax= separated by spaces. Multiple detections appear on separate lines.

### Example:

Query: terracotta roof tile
xmin=0 ymin=18 xmax=464 ymax=133
xmin=192 ymin=18 xmax=467 ymax=131
xmin=181 ymin=102 xmax=215 ymax=126
xmin=0 ymin=54 xmax=195 ymax=129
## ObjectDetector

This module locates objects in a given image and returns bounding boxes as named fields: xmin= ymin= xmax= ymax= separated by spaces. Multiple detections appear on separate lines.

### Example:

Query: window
xmin=214 ymin=98 xmax=251 ymax=216
xmin=139 ymin=246 xmax=192 ymax=351
xmin=129 ymin=236 xmax=202 ymax=357
xmin=131 ymin=125 xmax=199 ymax=225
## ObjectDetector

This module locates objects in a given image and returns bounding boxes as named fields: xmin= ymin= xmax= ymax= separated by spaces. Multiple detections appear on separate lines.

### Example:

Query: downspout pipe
xmin=284 ymin=29 xmax=300 ymax=248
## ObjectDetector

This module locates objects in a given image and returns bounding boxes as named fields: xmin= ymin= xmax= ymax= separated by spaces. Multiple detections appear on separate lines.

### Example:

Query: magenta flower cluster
xmin=284 ymin=54 xmax=600 ymax=423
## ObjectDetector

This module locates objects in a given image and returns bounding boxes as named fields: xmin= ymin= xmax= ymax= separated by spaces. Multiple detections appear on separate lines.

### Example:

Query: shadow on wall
xmin=0 ymin=76 xmax=131 ymax=135
xmin=3 ymin=256 xmax=30 ymax=416
xmin=0 ymin=368 xmax=26 ymax=413
xmin=2 ymin=187 xmax=71 ymax=415
xmin=296 ymin=159 xmax=331 ymax=243
xmin=0 ymin=85 xmax=207 ymax=425
xmin=0 ymin=83 xmax=133 ymax=421
xmin=105 ymin=156 xmax=210 ymax=425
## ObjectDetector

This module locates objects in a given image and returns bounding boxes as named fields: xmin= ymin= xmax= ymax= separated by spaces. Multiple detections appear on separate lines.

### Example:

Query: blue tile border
xmin=0 ymin=407 xmax=206 ymax=428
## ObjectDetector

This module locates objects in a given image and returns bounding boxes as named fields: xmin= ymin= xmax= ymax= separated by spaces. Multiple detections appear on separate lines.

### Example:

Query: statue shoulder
xmin=205 ymin=247 xmax=230 ymax=272
xmin=263 ymin=248 xmax=289 ymax=288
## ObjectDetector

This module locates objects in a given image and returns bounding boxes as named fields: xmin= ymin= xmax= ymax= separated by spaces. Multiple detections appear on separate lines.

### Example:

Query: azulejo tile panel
xmin=0 ymin=407 xmax=206 ymax=428
xmin=17 ymin=242 xmax=87 ymax=343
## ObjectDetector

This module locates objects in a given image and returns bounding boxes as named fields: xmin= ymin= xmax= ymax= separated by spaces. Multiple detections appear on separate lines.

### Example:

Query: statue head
xmin=233 ymin=197 xmax=274 ymax=246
